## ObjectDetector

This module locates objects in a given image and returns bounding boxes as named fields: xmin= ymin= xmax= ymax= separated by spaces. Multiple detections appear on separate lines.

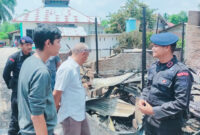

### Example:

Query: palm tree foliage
xmin=0 ymin=0 xmax=16 ymax=22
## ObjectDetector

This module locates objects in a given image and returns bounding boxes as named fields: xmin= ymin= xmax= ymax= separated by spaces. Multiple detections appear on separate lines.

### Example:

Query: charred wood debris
xmin=81 ymin=64 xmax=200 ymax=135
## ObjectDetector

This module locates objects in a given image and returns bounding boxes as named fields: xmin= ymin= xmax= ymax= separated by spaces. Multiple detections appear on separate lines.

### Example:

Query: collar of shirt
xmin=19 ymin=50 xmax=32 ymax=61
xmin=68 ymin=57 xmax=80 ymax=70
xmin=156 ymin=55 xmax=178 ymax=71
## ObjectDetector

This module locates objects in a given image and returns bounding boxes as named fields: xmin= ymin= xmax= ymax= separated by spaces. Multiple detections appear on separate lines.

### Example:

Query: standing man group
xmin=53 ymin=43 xmax=91 ymax=135
xmin=17 ymin=24 xmax=61 ymax=135
xmin=138 ymin=33 xmax=193 ymax=135
xmin=3 ymin=24 xmax=91 ymax=135
xmin=3 ymin=36 xmax=33 ymax=135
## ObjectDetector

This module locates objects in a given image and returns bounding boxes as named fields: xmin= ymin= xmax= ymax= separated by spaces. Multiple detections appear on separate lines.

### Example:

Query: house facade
xmin=12 ymin=0 xmax=120 ymax=60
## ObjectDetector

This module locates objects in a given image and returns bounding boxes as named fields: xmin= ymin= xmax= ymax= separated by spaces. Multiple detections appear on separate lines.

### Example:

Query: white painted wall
xmin=22 ymin=22 xmax=37 ymax=36
xmin=87 ymin=34 xmax=120 ymax=61
xmin=78 ymin=23 xmax=104 ymax=34
xmin=60 ymin=36 xmax=81 ymax=52
xmin=60 ymin=34 xmax=120 ymax=61
xmin=20 ymin=22 xmax=120 ymax=61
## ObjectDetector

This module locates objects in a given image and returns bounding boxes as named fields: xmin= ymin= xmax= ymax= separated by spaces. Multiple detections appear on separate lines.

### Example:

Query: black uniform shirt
xmin=141 ymin=55 xmax=193 ymax=121
xmin=3 ymin=50 xmax=33 ymax=90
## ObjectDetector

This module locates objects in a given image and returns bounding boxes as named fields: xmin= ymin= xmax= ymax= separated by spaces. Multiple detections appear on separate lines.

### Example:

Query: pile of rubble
xmin=83 ymin=71 xmax=141 ymax=135
xmin=182 ymin=70 xmax=200 ymax=135
xmin=81 ymin=65 xmax=200 ymax=135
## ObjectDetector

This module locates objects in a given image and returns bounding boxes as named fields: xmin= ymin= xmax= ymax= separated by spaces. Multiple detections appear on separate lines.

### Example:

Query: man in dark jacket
xmin=138 ymin=32 xmax=193 ymax=135
xmin=3 ymin=36 xmax=33 ymax=135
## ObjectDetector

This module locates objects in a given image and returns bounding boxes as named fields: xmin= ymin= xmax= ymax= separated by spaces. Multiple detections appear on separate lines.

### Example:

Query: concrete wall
xmin=185 ymin=11 xmax=200 ymax=71
xmin=185 ymin=25 xmax=200 ymax=71
xmin=21 ymin=22 xmax=119 ymax=61
xmin=60 ymin=34 xmax=120 ymax=61
xmin=188 ymin=11 xmax=200 ymax=26
xmin=79 ymin=23 xmax=104 ymax=35
xmin=60 ymin=36 xmax=82 ymax=52
xmin=90 ymin=50 xmax=181 ymax=77
xmin=22 ymin=22 xmax=37 ymax=36
xmin=87 ymin=34 xmax=119 ymax=61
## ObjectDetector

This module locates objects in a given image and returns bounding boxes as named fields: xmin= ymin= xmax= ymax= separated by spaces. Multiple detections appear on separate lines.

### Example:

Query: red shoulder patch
xmin=177 ymin=72 xmax=189 ymax=77
xmin=9 ymin=58 xmax=15 ymax=62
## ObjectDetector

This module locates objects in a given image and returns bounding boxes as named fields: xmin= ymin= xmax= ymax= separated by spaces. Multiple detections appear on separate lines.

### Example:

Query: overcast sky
xmin=14 ymin=0 xmax=199 ymax=19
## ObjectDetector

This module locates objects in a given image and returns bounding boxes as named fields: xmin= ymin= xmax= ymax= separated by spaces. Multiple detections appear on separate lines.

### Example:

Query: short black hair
xmin=34 ymin=24 xmax=61 ymax=51
xmin=170 ymin=42 xmax=176 ymax=53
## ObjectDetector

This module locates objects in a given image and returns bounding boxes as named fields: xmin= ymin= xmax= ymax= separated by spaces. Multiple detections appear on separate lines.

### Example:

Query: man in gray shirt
xmin=18 ymin=24 xmax=61 ymax=135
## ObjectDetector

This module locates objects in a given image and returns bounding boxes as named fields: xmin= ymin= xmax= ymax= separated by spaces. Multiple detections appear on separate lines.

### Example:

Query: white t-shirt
xmin=54 ymin=57 xmax=86 ymax=123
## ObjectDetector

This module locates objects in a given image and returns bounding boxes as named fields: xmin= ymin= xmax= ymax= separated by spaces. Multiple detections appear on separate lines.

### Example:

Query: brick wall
xmin=91 ymin=51 xmax=181 ymax=77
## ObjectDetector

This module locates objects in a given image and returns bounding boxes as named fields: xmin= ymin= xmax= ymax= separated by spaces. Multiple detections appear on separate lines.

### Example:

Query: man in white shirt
xmin=53 ymin=43 xmax=90 ymax=135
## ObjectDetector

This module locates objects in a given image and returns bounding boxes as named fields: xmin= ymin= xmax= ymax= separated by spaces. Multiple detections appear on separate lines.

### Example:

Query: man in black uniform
xmin=138 ymin=32 xmax=193 ymax=135
xmin=3 ymin=36 xmax=33 ymax=135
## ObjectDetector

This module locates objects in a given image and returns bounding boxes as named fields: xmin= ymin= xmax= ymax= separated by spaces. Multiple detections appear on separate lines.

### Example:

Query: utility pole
xmin=142 ymin=7 xmax=147 ymax=90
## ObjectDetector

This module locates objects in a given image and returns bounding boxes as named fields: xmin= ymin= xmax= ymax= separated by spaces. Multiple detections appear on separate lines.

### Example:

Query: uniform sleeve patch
xmin=177 ymin=72 xmax=189 ymax=77
xmin=9 ymin=58 xmax=15 ymax=62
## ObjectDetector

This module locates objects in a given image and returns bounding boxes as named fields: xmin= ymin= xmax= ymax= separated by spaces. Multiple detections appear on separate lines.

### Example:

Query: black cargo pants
xmin=8 ymin=90 xmax=20 ymax=135
xmin=144 ymin=116 xmax=183 ymax=135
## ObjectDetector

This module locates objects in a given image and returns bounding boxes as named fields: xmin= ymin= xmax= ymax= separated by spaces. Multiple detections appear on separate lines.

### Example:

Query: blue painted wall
xmin=126 ymin=18 xmax=136 ymax=32
xmin=20 ymin=23 xmax=23 ymax=37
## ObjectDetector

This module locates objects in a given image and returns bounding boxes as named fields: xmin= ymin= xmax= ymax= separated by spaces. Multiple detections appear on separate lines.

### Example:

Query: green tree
xmin=146 ymin=31 xmax=153 ymax=49
xmin=0 ymin=32 xmax=8 ymax=39
xmin=0 ymin=22 xmax=19 ymax=39
xmin=117 ymin=31 xmax=142 ymax=49
xmin=105 ymin=0 xmax=156 ymax=33
xmin=168 ymin=11 xmax=188 ymax=24
xmin=105 ymin=11 xmax=127 ymax=33
xmin=163 ymin=13 xmax=169 ymax=21
xmin=116 ymin=31 xmax=152 ymax=50
xmin=101 ymin=19 xmax=109 ymax=28
xmin=0 ymin=0 xmax=16 ymax=22
xmin=176 ymin=39 xmax=185 ymax=48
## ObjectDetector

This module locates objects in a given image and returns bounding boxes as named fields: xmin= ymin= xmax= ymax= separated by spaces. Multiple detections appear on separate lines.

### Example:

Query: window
xmin=26 ymin=29 xmax=34 ymax=39
xmin=80 ymin=37 xmax=85 ymax=43
xmin=14 ymin=36 xmax=20 ymax=41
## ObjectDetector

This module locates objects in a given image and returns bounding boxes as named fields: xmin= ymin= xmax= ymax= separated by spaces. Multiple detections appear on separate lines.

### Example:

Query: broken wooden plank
xmin=108 ymin=116 xmax=115 ymax=132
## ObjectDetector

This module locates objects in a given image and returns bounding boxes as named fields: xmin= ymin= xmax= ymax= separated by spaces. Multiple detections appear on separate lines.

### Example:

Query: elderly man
xmin=53 ymin=43 xmax=91 ymax=135
xmin=3 ymin=36 xmax=33 ymax=135
xmin=138 ymin=32 xmax=193 ymax=135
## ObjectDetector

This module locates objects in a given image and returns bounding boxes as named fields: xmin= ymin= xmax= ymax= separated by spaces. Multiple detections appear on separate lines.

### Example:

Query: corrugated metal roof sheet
xmin=58 ymin=26 xmax=87 ymax=36
xmin=13 ymin=6 xmax=96 ymax=24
